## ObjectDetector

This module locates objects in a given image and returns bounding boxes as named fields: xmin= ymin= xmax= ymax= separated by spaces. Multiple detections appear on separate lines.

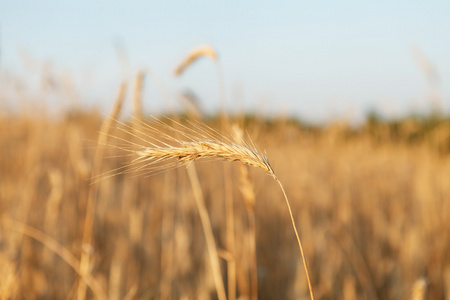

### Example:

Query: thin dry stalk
xmin=109 ymin=242 xmax=127 ymax=300
xmin=122 ymin=285 xmax=138 ymax=300
xmin=68 ymin=127 xmax=91 ymax=180
xmin=174 ymin=45 xmax=233 ymax=298
xmin=248 ymin=207 xmax=258 ymax=300
xmin=224 ymin=162 xmax=236 ymax=300
xmin=133 ymin=71 xmax=145 ymax=124
xmin=3 ymin=219 xmax=107 ymax=300
xmin=43 ymin=169 xmax=63 ymax=236
xmin=107 ymin=117 xmax=315 ymax=300
xmin=159 ymin=171 xmax=176 ymax=300
xmin=128 ymin=70 xmax=146 ymax=291
xmin=234 ymin=126 xmax=258 ymax=300
xmin=78 ymin=82 xmax=126 ymax=300
xmin=172 ymin=115 xmax=227 ymax=300
xmin=43 ymin=169 xmax=63 ymax=263
xmin=108 ymin=249 xmax=122 ymax=300
xmin=175 ymin=45 xmax=233 ymax=298
xmin=0 ymin=253 xmax=17 ymax=300
xmin=131 ymin=72 xmax=146 ymax=233
xmin=186 ymin=164 xmax=227 ymax=300
xmin=276 ymin=180 xmax=314 ymax=300
xmin=330 ymin=226 xmax=380 ymax=300
xmin=410 ymin=278 xmax=427 ymax=300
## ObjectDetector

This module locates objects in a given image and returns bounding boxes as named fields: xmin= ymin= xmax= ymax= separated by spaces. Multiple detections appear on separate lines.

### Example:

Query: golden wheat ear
xmin=105 ymin=117 xmax=315 ymax=300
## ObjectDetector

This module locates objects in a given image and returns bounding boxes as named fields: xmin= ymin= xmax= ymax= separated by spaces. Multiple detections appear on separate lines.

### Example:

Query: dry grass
xmin=2 ymin=109 xmax=449 ymax=299
xmin=1 ymin=54 xmax=450 ymax=300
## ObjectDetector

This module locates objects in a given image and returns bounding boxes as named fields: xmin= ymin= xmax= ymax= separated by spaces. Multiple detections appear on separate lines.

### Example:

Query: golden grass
xmin=1 ymin=111 xmax=450 ymax=299
xmin=2 ymin=52 xmax=450 ymax=300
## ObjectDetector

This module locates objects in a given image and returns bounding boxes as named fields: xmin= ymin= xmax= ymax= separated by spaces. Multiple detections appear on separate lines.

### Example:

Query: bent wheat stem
xmin=274 ymin=177 xmax=315 ymax=300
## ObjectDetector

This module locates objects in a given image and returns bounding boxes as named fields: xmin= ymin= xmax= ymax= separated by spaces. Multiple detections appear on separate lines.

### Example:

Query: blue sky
xmin=1 ymin=1 xmax=450 ymax=121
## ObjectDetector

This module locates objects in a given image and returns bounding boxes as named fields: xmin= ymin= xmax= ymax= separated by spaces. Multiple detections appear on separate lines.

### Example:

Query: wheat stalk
xmin=3 ymin=218 xmax=107 ymax=300
xmin=234 ymin=125 xmax=258 ymax=300
xmin=174 ymin=44 xmax=233 ymax=298
xmin=107 ymin=117 xmax=315 ymax=300
xmin=78 ymin=82 xmax=126 ymax=300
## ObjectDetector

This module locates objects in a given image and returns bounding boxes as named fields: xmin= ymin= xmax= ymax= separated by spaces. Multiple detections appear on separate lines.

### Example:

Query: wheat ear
xmin=109 ymin=117 xmax=315 ymax=300
xmin=174 ymin=45 xmax=218 ymax=76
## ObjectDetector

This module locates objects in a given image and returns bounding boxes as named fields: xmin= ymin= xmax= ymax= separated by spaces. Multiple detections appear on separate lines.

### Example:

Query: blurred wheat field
xmin=1 ymin=105 xmax=450 ymax=299
xmin=0 ymin=44 xmax=449 ymax=300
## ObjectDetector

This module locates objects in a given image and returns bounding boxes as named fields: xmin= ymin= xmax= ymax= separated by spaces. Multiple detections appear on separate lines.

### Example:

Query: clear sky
xmin=1 ymin=0 xmax=450 ymax=122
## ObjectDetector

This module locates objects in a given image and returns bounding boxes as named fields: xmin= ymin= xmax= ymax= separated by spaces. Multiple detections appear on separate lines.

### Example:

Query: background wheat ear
xmin=174 ymin=45 xmax=218 ymax=76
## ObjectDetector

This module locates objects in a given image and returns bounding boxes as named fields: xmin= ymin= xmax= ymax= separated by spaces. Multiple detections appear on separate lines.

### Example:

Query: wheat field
xmin=1 ymin=57 xmax=450 ymax=300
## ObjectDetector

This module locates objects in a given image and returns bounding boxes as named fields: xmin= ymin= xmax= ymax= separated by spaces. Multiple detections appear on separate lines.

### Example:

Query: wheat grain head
xmin=174 ymin=45 xmax=218 ymax=76
xmin=103 ymin=117 xmax=273 ymax=179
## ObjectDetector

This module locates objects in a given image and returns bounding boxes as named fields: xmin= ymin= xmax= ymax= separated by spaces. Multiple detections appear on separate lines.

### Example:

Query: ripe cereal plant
xmin=175 ymin=44 xmax=235 ymax=299
xmin=174 ymin=45 xmax=218 ymax=76
xmin=78 ymin=82 xmax=126 ymax=300
xmin=234 ymin=125 xmax=258 ymax=300
xmin=105 ymin=116 xmax=315 ymax=300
